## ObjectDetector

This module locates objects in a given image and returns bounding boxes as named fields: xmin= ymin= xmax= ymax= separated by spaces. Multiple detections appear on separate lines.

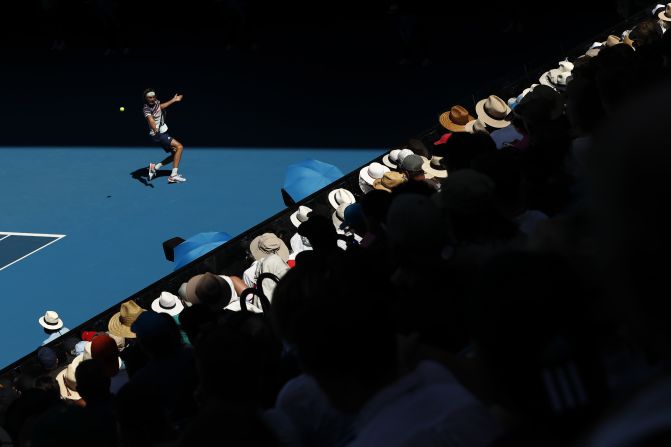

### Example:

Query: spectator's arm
xmin=229 ymin=275 xmax=248 ymax=296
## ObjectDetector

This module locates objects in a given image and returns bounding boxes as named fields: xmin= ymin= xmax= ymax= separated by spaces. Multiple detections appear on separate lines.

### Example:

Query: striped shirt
xmin=143 ymin=100 xmax=168 ymax=136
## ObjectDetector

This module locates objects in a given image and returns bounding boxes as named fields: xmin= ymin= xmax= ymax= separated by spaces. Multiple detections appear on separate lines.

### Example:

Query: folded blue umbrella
xmin=173 ymin=231 xmax=231 ymax=270
xmin=283 ymin=159 xmax=344 ymax=202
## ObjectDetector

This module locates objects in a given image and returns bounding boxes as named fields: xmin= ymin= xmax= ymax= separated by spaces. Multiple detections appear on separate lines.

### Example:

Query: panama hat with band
xmin=39 ymin=310 xmax=63 ymax=330
xmin=475 ymin=95 xmax=511 ymax=128
xmin=422 ymin=156 xmax=448 ymax=178
xmin=382 ymin=149 xmax=403 ymax=169
xmin=327 ymin=188 xmax=356 ymax=209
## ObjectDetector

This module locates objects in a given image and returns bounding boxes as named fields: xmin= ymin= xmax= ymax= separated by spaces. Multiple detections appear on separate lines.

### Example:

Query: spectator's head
xmin=385 ymin=193 xmax=446 ymax=263
xmin=131 ymin=311 xmax=182 ymax=358
xmin=249 ymin=233 xmax=290 ymax=263
xmin=151 ymin=291 xmax=185 ymax=317
xmin=434 ymin=169 xmax=518 ymax=243
xmin=399 ymin=154 xmax=425 ymax=181
xmin=359 ymin=189 xmax=393 ymax=232
xmin=108 ymin=300 xmax=145 ymax=339
xmin=90 ymin=334 xmax=120 ymax=377
xmin=32 ymin=376 xmax=60 ymax=402
xmin=298 ymin=213 xmax=339 ymax=252
xmin=565 ymin=76 xmax=605 ymax=135
xmin=434 ymin=132 xmax=496 ymax=173
xmin=74 ymin=359 xmax=111 ymax=404
xmin=184 ymin=272 xmax=233 ymax=311
xmin=340 ymin=202 xmax=367 ymax=236
xmin=178 ymin=303 xmax=216 ymax=346
xmin=38 ymin=310 xmax=63 ymax=335
xmin=37 ymin=347 xmax=59 ymax=372
xmin=629 ymin=18 xmax=662 ymax=49
xmin=513 ymin=85 xmax=564 ymax=134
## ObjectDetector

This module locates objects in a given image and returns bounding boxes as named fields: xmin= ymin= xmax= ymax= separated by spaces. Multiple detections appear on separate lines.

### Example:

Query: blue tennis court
xmin=0 ymin=146 xmax=382 ymax=367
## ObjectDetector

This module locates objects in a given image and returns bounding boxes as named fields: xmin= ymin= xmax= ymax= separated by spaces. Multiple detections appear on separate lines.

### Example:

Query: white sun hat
xmin=290 ymin=205 xmax=313 ymax=228
xmin=151 ymin=291 xmax=185 ymax=316
xmin=39 ymin=310 xmax=64 ymax=330
xmin=359 ymin=162 xmax=390 ymax=186
xmin=327 ymin=188 xmax=356 ymax=209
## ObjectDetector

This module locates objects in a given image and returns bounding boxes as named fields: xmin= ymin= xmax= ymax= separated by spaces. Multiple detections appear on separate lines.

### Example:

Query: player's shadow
xmin=130 ymin=167 xmax=170 ymax=187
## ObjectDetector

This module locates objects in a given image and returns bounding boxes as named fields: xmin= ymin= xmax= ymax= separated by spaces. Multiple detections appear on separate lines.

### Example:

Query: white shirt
xmin=347 ymin=361 xmax=500 ymax=447
xmin=219 ymin=274 xmax=263 ymax=313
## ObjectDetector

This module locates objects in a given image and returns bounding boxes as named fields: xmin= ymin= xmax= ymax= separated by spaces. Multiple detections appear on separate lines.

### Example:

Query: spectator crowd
xmin=4 ymin=4 xmax=671 ymax=446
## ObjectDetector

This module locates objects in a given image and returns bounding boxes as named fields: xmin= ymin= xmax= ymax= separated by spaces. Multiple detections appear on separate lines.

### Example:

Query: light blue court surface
xmin=0 ymin=146 xmax=382 ymax=368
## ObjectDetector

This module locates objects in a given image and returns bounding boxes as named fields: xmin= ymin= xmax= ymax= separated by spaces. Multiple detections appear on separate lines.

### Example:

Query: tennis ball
xmin=119 ymin=106 xmax=125 ymax=112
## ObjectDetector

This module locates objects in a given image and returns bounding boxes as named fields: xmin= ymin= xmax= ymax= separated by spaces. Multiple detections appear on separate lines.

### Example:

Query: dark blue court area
xmin=0 ymin=146 xmax=381 ymax=367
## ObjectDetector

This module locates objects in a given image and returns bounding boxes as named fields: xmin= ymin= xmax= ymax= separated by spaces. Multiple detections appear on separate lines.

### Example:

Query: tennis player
xmin=143 ymin=88 xmax=187 ymax=183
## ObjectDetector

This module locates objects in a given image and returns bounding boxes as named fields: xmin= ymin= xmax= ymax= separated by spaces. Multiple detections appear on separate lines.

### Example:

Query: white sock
xmin=171 ymin=168 xmax=178 ymax=176
xmin=155 ymin=162 xmax=163 ymax=170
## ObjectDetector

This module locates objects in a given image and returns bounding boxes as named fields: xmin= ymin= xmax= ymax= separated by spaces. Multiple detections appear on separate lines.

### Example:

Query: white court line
xmin=0 ymin=233 xmax=66 ymax=272
xmin=0 ymin=231 xmax=66 ymax=238
xmin=0 ymin=235 xmax=9 ymax=242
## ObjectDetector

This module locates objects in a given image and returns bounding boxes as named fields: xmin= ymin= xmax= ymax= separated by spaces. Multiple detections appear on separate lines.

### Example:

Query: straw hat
xmin=55 ymin=354 xmax=84 ymax=400
xmin=38 ymin=310 xmax=63 ymax=330
xmin=439 ymin=105 xmax=476 ymax=132
xmin=327 ymin=188 xmax=356 ymax=209
xmin=422 ymin=156 xmax=448 ymax=179
xmin=249 ymin=233 xmax=289 ymax=262
xmin=475 ymin=95 xmax=511 ymax=128
xmin=373 ymin=171 xmax=406 ymax=192
xmin=108 ymin=300 xmax=145 ymax=339
xmin=290 ymin=205 xmax=312 ymax=228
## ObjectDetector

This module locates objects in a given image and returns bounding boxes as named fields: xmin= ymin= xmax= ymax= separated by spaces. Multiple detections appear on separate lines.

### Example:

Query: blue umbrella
xmin=173 ymin=231 xmax=232 ymax=270
xmin=283 ymin=159 xmax=344 ymax=202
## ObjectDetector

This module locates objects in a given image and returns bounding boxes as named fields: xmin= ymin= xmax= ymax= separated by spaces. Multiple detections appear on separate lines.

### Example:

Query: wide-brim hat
xmin=332 ymin=203 xmax=349 ymax=229
xmin=55 ymin=354 xmax=83 ymax=400
xmin=382 ymin=149 xmax=402 ymax=169
xmin=290 ymin=205 xmax=312 ymax=228
xmin=108 ymin=300 xmax=145 ymax=339
xmin=373 ymin=171 xmax=406 ymax=192
xmin=151 ymin=291 xmax=184 ymax=316
xmin=439 ymin=105 xmax=476 ymax=132
xmin=659 ymin=4 xmax=671 ymax=21
xmin=327 ymin=188 xmax=356 ymax=209
xmin=249 ymin=233 xmax=289 ymax=262
xmin=539 ymin=61 xmax=574 ymax=90
xmin=39 ymin=311 xmax=64 ymax=330
xmin=359 ymin=162 xmax=390 ymax=185
xmin=184 ymin=273 xmax=231 ymax=307
xmin=475 ymin=95 xmax=511 ymax=128
xmin=422 ymin=156 xmax=448 ymax=179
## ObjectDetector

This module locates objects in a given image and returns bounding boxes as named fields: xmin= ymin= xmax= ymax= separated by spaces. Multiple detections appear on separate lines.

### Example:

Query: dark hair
xmin=629 ymin=19 xmax=662 ymax=48
xmin=142 ymin=88 xmax=156 ymax=103
xmin=75 ymin=359 xmax=111 ymax=403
